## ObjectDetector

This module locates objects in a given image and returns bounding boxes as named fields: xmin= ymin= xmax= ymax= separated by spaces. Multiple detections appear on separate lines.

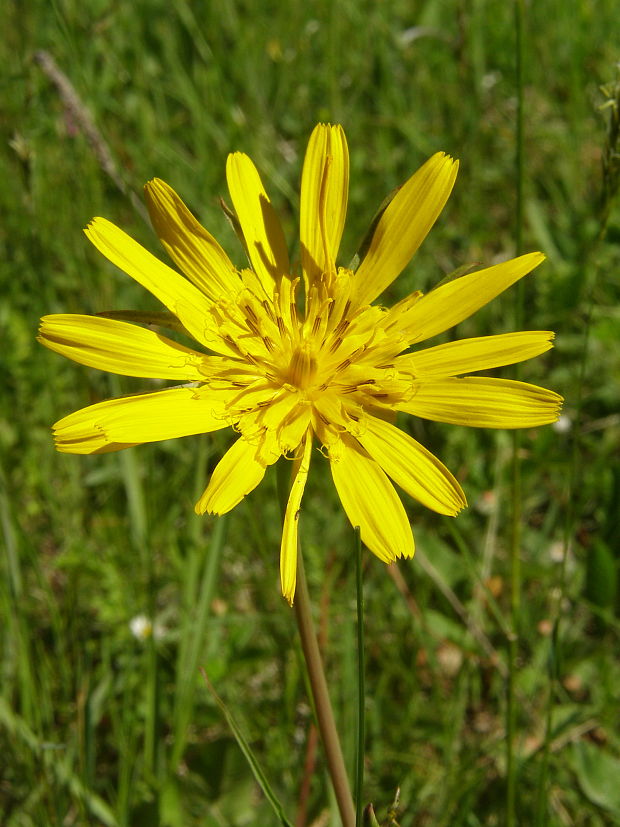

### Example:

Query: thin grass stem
xmin=507 ymin=2 xmax=526 ymax=824
xmin=171 ymin=513 xmax=228 ymax=768
xmin=354 ymin=527 xmax=365 ymax=825
xmin=200 ymin=669 xmax=294 ymax=827
xmin=117 ymin=444 xmax=159 ymax=793
xmin=535 ymin=69 xmax=620 ymax=826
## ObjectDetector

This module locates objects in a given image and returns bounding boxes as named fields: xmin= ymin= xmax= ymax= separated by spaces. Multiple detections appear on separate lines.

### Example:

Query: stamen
xmin=286 ymin=345 xmax=318 ymax=389
xmin=287 ymin=278 xmax=300 ymax=327
xmin=262 ymin=299 xmax=276 ymax=322
xmin=349 ymin=345 xmax=367 ymax=361
xmin=332 ymin=318 xmax=350 ymax=337
xmin=244 ymin=303 xmax=258 ymax=323
xmin=245 ymin=317 xmax=260 ymax=335
xmin=222 ymin=334 xmax=243 ymax=356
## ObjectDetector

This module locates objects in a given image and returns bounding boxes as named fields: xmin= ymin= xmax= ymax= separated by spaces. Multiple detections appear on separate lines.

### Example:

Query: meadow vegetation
xmin=1 ymin=0 xmax=619 ymax=824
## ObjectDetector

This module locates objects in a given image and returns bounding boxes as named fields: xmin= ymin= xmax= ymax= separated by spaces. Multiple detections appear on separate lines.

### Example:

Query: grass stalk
xmin=354 ymin=527 xmax=365 ymax=825
xmin=507 ymin=1 xmax=526 ymax=824
xmin=535 ymin=68 xmax=620 ymax=825
xmin=200 ymin=669 xmax=294 ymax=826
xmin=506 ymin=437 xmax=521 ymax=827
xmin=355 ymin=527 xmax=366 ymax=827
xmin=171 ymin=513 xmax=228 ymax=768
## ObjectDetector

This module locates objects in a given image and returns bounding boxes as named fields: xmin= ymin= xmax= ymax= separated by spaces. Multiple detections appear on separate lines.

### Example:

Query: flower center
xmin=285 ymin=344 xmax=318 ymax=390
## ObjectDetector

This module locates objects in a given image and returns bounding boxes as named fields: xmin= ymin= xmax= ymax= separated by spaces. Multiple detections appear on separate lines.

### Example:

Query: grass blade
xmin=199 ymin=669 xmax=294 ymax=827
xmin=354 ymin=527 xmax=365 ymax=826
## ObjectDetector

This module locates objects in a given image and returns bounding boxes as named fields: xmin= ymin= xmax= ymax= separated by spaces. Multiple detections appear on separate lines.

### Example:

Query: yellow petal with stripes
xmin=353 ymin=152 xmax=458 ymax=306
xmin=144 ymin=178 xmax=241 ymax=300
xmin=195 ymin=436 xmax=266 ymax=515
xmin=397 ymin=331 xmax=555 ymax=377
xmin=84 ymin=218 xmax=230 ymax=354
xmin=357 ymin=415 xmax=466 ymax=515
xmin=399 ymin=377 xmax=563 ymax=428
xmin=226 ymin=152 xmax=290 ymax=291
xmin=39 ymin=314 xmax=209 ymax=380
xmin=398 ymin=253 xmax=545 ymax=345
xmin=280 ymin=431 xmax=313 ymax=604
xmin=300 ymin=123 xmax=349 ymax=288
xmin=54 ymin=388 xmax=229 ymax=454
xmin=330 ymin=436 xmax=414 ymax=562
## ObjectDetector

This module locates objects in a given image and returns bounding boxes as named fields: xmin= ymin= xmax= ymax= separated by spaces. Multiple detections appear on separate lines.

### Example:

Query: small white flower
xmin=553 ymin=414 xmax=571 ymax=433
xmin=129 ymin=614 xmax=152 ymax=641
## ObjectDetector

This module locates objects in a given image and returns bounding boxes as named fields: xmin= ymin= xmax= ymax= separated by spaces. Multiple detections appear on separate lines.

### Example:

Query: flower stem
xmin=294 ymin=552 xmax=355 ymax=827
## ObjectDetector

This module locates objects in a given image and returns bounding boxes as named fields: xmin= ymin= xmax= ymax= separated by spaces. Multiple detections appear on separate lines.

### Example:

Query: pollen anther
xmin=286 ymin=345 xmax=318 ymax=389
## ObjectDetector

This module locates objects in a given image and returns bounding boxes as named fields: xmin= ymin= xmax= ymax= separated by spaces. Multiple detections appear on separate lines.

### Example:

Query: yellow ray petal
xmin=195 ymin=436 xmax=266 ymax=515
xmin=256 ymin=389 xmax=300 ymax=431
xmin=144 ymin=178 xmax=241 ymax=300
xmin=398 ymin=377 xmax=563 ymax=428
xmin=226 ymin=152 xmax=290 ymax=291
xmin=300 ymin=123 xmax=349 ymax=288
xmin=398 ymin=253 xmax=545 ymax=345
xmin=53 ymin=388 xmax=229 ymax=454
xmin=39 ymin=314 xmax=209 ymax=380
xmin=84 ymin=218 xmax=231 ymax=354
xmin=279 ymin=404 xmax=312 ymax=454
xmin=280 ymin=430 xmax=313 ymax=604
xmin=357 ymin=415 xmax=466 ymax=515
xmin=225 ymin=380 xmax=281 ymax=416
xmin=330 ymin=436 xmax=414 ymax=562
xmin=397 ymin=331 xmax=555 ymax=377
xmin=352 ymin=152 xmax=458 ymax=307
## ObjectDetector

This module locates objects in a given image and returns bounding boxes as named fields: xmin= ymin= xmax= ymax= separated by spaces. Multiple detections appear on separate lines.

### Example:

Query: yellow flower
xmin=39 ymin=124 xmax=562 ymax=604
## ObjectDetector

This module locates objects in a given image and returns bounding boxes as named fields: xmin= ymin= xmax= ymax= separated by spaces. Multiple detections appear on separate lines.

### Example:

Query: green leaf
xmin=584 ymin=540 xmax=617 ymax=611
xmin=571 ymin=740 xmax=620 ymax=816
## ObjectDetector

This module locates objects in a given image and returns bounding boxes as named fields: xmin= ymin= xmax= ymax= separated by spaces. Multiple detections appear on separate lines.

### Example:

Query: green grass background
xmin=1 ymin=0 xmax=620 ymax=824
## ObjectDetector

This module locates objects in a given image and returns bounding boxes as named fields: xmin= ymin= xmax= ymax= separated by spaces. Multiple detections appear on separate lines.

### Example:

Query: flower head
xmin=39 ymin=124 xmax=562 ymax=603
